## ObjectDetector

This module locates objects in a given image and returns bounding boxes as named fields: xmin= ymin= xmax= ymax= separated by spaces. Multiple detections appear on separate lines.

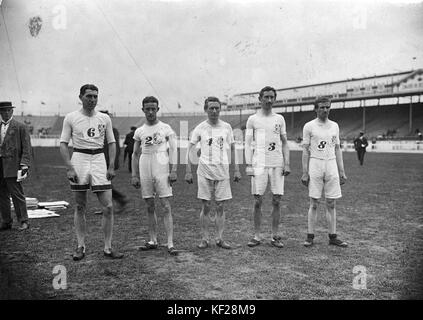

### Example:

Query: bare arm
xmin=231 ymin=142 xmax=241 ymax=182
xmin=131 ymin=140 xmax=141 ymax=188
xmin=60 ymin=142 xmax=73 ymax=170
xmin=335 ymin=144 xmax=347 ymax=184
xmin=244 ymin=130 xmax=253 ymax=166
xmin=60 ymin=142 xmax=78 ymax=183
xmin=168 ymin=134 xmax=178 ymax=173
xmin=301 ymin=144 xmax=310 ymax=186
xmin=132 ymin=140 xmax=141 ymax=178
xmin=184 ymin=142 xmax=195 ymax=183
xmin=107 ymin=142 xmax=116 ymax=171
xmin=280 ymin=133 xmax=290 ymax=175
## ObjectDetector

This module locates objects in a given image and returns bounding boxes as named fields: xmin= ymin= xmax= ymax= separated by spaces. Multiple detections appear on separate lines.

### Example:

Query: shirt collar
xmin=1 ymin=116 xmax=13 ymax=125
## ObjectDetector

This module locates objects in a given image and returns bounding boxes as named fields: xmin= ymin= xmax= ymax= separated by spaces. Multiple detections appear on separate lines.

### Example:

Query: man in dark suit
xmin=123 ymin=126 xmax=136 ymax=172
xmin=353 ymin=131 xmax=369 ymax=166
xmin=0 ymin=101 xmax=32 ymax=231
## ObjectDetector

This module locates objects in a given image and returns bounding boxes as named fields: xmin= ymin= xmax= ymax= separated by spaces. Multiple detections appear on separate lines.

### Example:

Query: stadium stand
xmin=279 ymin=103 xmax=423 ymax=140
xmin=21 ymin=103 xmax=422 ymax=142
xmin=15 ymin=115 xmax=59 ymax=136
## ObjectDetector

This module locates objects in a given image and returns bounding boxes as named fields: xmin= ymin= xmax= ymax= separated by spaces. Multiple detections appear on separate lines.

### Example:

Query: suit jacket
xmin=0 ymin=119 xmax=32 ymax=178
xmin=353 ymin=136 xmax=368 ymax=151
xmin=124 ymin=131 xmax=135 ymax=153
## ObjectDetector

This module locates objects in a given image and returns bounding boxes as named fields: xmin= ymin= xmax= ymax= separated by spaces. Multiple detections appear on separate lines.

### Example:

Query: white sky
xmin=0 ymin=0 xmax=422 ymax=116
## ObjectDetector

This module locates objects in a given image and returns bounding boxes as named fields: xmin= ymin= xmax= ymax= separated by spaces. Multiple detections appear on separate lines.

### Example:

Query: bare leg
xmin=271 ymin=194 xmax=281 ymax=239
xmin=200 ymin=200 xmax=211 ymax=241
xmin=96 ymin=190 xmax=114 ymax=251
xmin=325 ymin=198 xmax=336 ymax=234
xmin=74 ymin=191 xmax=88 ymax=249
xmin=160 ymin=197 xmax=174 ymax=248
xmin=253 ymin=195 xmax=263 ymax=240
xmin=145 ymin=198 xmax=158 ymax=244
xmin=307 ymin=198 xmax=319 ymax=234
xmin=215 ymin=200 xmax=226 ymax=241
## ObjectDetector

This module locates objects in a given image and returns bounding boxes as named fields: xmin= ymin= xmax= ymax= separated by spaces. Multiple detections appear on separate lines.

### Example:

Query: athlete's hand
xmin=339 ymin=173 xmax=347 ymax=185
xmin=233 ymin=171 xmax=242 ymax=182
xmin=245 ymin=165 xmax=254 ymax=176
xmin=282 ymin=164 xmax=291 ymax=176
xmin=106 ymin=167 xmax=115 ymax=181
xmin=131 ymin=176 xmax=141 ymax=189
xmin=169 ymin=171 xmax=177 ymax=186
xmin=301 ymin=172 xmax=309 ymax=187
xmin=67 ymin=167 xmax=78 ymax=183
xmin=185 ymin=172 xmax=193 ymax=184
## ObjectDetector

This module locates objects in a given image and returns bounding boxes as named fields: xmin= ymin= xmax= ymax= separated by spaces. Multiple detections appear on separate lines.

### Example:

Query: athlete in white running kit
xmin=245 ymin=86 xmax=290 ymax=249
xmin=185 ymin=97 xmax=241 ymax=250
xmin=60 ymin=84 xmax=123 ymax=261
xmin=301 ymin=96 xmax=348 ymax=248
xmin=131 ymin=96 xmax=178 ymax=255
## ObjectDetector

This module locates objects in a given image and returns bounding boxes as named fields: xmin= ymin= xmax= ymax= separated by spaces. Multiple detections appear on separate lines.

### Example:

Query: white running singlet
xmin=190 ymin=120 xmax=234 ymax=181
xmin=302 ymin=119 xmax=340 ymax=160
xmin=245 ymin=111 xmax=286 ymax=168
xmin=60 ymin=110 xmax=115 ymax=148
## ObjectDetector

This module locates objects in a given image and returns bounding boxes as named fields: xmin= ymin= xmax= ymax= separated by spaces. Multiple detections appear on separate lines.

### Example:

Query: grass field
xmin=0 ymin=148 xmax=422 ymax=300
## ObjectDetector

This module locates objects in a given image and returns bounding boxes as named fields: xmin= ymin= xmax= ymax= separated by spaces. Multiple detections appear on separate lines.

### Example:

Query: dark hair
xmin=130 ymin=126 xmax=137 ymax=130
xmin=259 ymin=86 xmax=277 ymax=99
xmin=80 ymin=84 xmax=98 ymax=96
xmin=203 ymin=96 xmax=221 ymax=111
xmin=142 ymin=96 xmax=159 ymax=108
xmin=314 ymin=96 xmax=331 ymax=109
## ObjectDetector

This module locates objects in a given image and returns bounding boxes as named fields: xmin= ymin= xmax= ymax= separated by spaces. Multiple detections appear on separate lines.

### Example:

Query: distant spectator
xmin=123 ymin=126 xmax=137 ymax=172
xmin=416 ymin=129 xmax=422 ymax=141
xmin=353 ymin=131 xmax=368 ymax=166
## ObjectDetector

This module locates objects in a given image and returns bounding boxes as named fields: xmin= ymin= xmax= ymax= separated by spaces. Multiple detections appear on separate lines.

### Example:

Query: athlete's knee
xmin=310 ymin=198 xmax=319 ymax=210
xmin=75 ymin=203 xmax=86 ymax=214
xmin=160 ymin=198 xmax=172 ymax=213
xmin=326 ymin=199 xmax=336 ymax=210
xmin=272 ymin=195 xmax=281 ymax=206
xmin=253 ymin=195 xmax=263 ymax=208
xmin=102 ymin=204 xmax=113 ymax=217
xmin=202 ymin=200 xmax=211 ymax=212
xmin=145 ymin=198 xmax=155 ymax=213
xmin=215 ymin=201 xmax=225 ymax=215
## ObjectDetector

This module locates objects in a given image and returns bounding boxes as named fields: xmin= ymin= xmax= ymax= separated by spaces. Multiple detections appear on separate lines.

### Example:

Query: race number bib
xmin=268 ymin=142 xmax=276 ymax=151
xmin=317 ymin=140 xmax=327 ymax=150
xmin=83 ymin=127 xmax=99 ymax=140
xmin=83 ymin=124 xmax=106 ymax=140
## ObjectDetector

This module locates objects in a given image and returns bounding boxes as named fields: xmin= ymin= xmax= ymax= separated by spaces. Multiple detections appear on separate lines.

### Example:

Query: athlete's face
xmin=259 ymin=90 xmax=276 ymax=110
xmin=206 ymin=101 xmax=221 ymax=122
xmin=316 ymin=102 xmax=331 ymax=120
xmin=79 ymin=89 xmax=98 ymax=112
xmin=143 ymin=103 xmax=159 ymax=123
xmin=0 ymin=107 xmax=14 ymax=122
